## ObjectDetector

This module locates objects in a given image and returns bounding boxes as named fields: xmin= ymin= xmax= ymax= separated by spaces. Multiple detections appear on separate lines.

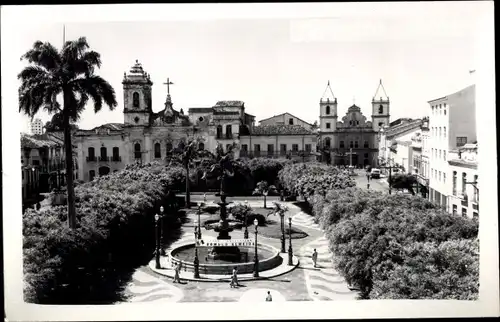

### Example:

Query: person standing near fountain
xmin=266 ymin=291 xmax=272 ymax=301
xmin=173 ymin=262 xmax=182 ymax=283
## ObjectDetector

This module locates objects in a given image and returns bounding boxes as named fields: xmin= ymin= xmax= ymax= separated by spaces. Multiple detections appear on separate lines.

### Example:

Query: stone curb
xmin=148 ymin=255 xmax=300 ymax=283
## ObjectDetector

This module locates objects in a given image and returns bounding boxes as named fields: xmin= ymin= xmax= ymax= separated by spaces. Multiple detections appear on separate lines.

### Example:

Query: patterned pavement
xmin=120 ymin=269 xmax=183 ymax=303
xmin=292 ymin=211 xmax=358 ymax=301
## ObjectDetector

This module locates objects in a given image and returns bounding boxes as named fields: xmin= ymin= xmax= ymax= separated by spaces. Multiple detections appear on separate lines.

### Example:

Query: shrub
xmin=23 ymin=162 xmax=185 ymax=304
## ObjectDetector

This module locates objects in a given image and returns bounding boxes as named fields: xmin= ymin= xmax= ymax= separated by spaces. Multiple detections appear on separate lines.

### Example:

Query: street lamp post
xmin=288 ymin=217 xmax=293 ymax=266
xmin=243 ymin=200 xmax=249 ymax=239
xmin=193 ymin=224 xmax=200 ymax=278
xmin=196 ymin=202 xmax=202 ymax=239
xmin=160 ymin=206 xmax=165 ymax=255
xmin=280 ymin=210 xmax=286 ymax=253
xmin=253 ymin=218 xmax=259 ymax=277
xmin=263 ymin=191 xmax=268 ymax=209
xmin=154 ymin=214 xmax=161 ymax=269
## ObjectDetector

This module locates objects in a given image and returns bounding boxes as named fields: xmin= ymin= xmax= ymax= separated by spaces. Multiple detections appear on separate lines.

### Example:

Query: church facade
xmin=318 ymin=80 xmax=391 ymax=167
xmin=74 ymin=60 xmax=257 ymax=182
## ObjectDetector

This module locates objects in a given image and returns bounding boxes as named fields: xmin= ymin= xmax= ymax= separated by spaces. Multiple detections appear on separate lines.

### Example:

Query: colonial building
xmin=427 ymin=84 xmax=476 ymax=211
xmin=318 ymin=80 xmax=389 ymax=167
xmin=30 ymin=118 xmax=43 ymax=135
xmin=447 ymin=143 xmax=479 ymax=220
xmin=21 ymin=132 xmax=78 ymax=204
xmin=378 ymin=118 xmax=425 ymax=172
xmin=74 ymin=60 xmax=316 ymax=182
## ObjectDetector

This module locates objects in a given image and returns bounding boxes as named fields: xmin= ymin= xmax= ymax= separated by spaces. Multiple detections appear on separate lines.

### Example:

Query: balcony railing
xmin=111 ymin=156 xmax=122 ymax=162
xmin=240 ymin=151 xmax=315 ymax=159
xmin=87 ymin=156 xmax=97 ymax=162
xmin=99 ymin=156 xmax=110 ymax=162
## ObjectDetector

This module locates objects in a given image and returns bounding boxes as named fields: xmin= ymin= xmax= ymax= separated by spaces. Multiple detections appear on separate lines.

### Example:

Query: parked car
xmin=371 ymin=168 xmax=381 ymax=179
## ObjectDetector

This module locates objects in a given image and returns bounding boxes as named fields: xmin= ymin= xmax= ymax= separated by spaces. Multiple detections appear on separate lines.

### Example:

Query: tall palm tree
xmin=18 ymin=37 xmax=117 ymax=229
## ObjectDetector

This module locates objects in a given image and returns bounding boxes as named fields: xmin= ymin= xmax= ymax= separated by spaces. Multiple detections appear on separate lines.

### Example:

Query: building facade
xmin=427 ymin=84 xmax=476 ymax=211
xmin=74 ymin=60 xmax=317 ymax=182
xmin=21 ymin=132 xmax=78 ymax=204
xmin=447 ymin=143 xmax=479 ymax=220
xmin=318 ymin=80 xmax=389 ymax=167
xmin=30 ymin=118 xmax=44 ymax=135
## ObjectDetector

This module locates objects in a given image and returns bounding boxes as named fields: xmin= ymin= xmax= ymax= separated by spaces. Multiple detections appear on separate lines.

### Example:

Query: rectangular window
xmin=462 ymin=172 xmax=467 ymax=195
xmin=254 ymin=144 xmax=261 ymax=157
xmin=473 ymin=175 xmax=478 ymax=202
xmin=364 ymin=141 xmax=369 ymax=148
xmin=452 ymin=204 xmax=457 ymax=215
xmin=364 ymin=153 xmax=369 ymax=158
xmin=340 ymin=141 xmax=345 ymax=148
xmin=456 ymin=136 xmax=467 ymax=147
xmin=439 ymin=150 xmax=442 ymax=160
xmin=473 ymin=212 xmax=478 ymax=220
xmin=241 ymin=144 xmax=248 ymax=151
xmin=443 ymin=126 xmax=446 ymax=138
xmin=349 ymin=141 xmax=354 ymax=148
xmin=267 ymin=144 xmax=274 ymax=155
xmin=280 ymin=144 xmax=287 ymax=155
xmin=326 ymin=122 xmax=331 ymax=129
xmin=354 ymin=141 xmax=359 ymax=148
xmin=438 ymin=171 xmax=441 ymax=182
xmin=305 ymin=144 xmax=311 ymax=152
xmin=292 ymin=144 xmax=299 ymax=152
xmin=443 ymin=173 xmax=446 ymax=184
xmin=462 ymin=208 xmax=467 ymax=218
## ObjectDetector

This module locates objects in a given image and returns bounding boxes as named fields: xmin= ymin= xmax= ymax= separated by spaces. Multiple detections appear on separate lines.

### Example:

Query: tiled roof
xmin=189 ymin=108 xmax=213 ymax=113
xmin=95 ymin=123 xmax=124 ymax=131
xmin=249 ymin=124 xmax=314 ymax=136
xmin=215 ymin=101 xmax=244 ymax=107
xmin=21 ymin=133 xmax=59 ymax=149
xmin=259 ymin=112 xmax=313 ymax=127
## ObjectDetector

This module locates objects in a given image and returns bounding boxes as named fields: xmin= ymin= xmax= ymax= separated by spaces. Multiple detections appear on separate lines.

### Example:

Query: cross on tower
xmin=163 ymin=78 xmax=174 ymax=95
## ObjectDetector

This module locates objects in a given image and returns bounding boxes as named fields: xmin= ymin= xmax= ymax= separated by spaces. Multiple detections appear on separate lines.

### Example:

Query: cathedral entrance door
xmin=350 ymin=154 xmax=358 ymax=167
xmin=99 ymin=166 xmax=110 ymax=176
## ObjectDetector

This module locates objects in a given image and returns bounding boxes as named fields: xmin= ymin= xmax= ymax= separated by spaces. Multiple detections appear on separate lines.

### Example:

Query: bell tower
xmin=123 ymin=60 xmax=153 ymax=126
xmin=319 ymin=80 xmax=338 ymax=133
xmin=371 ymin=79 xmax=390 ymax=132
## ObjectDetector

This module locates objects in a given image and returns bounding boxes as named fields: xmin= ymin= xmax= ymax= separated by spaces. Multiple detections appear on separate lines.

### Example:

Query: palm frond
xmin=71 ymin=75 xmax=117 ymax=112
xmin=61 ymin=37 xmax=90 ymax=63
xmin=21 ymin=41 xmax=61 ymax=71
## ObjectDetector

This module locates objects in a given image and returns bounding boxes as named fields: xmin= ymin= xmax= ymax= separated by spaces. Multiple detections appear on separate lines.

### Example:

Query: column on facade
xmin=144 ymin=133 xmax=152 ymax=163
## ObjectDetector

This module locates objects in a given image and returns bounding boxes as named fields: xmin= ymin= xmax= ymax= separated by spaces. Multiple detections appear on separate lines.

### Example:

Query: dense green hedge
xmin=279 ymin=163 xmax=479 ymax=300
xmin=190 ymin=157 xmax=293 ymax=195
xmin=23 ymin=162 xmax=185 ymax=304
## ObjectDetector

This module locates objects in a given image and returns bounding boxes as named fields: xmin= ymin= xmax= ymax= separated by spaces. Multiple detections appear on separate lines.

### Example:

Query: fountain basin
xmin=169 ymin=242 xmax=282 ymax=275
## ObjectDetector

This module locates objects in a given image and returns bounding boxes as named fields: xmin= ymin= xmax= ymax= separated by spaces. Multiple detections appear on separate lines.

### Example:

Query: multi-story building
xmin=410 ymin=117 xmax=430 ymax=193
xmin=427 ymin=84 xmax=476 ymax=211
xmin=21 ymin=132 xmax=78 ymax=205
xmin=378 ymin=118 xmax=424 ymax=171
xmin=30 ymin=118 xmax=44 ymax=135
xmin=319 ymin=80 xmax=389 ymax=167
xmin=447 ymin=143 xmax=479 ymax=220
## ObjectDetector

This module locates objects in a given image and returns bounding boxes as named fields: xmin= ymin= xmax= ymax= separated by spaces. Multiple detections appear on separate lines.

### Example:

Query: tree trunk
xmin=63 ymin=112 xmax=77 ymax=229
xmin=185 ymin=165 xmax=190 ymax=208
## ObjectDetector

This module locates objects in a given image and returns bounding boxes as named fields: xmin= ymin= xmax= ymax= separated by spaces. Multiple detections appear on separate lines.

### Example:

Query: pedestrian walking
xmin=266 ymin=291 xmax=272 ymax=301
xmin=367 ymin=182 xmax=370 ymax=190
xmin=173 ymin=262 xmax=182 ymax=283
xmin=312 ymin=249 xmax=318 ymax=268
xmin=230 ymin=267 xmax=239 ymax=288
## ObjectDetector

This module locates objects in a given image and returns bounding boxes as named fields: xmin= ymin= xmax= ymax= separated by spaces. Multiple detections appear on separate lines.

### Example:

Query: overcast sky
xmin=1 ymin=2 xmax=491 ymax=132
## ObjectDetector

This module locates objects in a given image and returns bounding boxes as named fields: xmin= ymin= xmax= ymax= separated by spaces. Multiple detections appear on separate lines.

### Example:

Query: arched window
xmin=166 ymin=142 xmax=173 ymax=155
xmin=324 ymin=137 xmax=331 ymax=148
xmin=326 ymin=106 xmax=330 ymax=115
xmin=225 ymin=124 xmax=232 ymax=138
xmin=134 ymin=143 xmax=141 ymax=159
xmin=88 ymin=147 xmax=95 ymax=160
xmin=89 ymin=170 xmax=95 ymax=181
xmin=216 ymin=125 xmax=223 ymax=139
xmin=154 ymin=142 xmax=161 ymax=158
xmin=133 ymin=92 xmax=140 ymax=108
xmin=198 ymin=142 xmax=205 ymax=151
xmin=378 ymin=105 xmax=384 ymax=114
xmin=99 ymin=166 xmax=110 ymax=176
xmin=100 ymin=147 xmax=107 ymax=161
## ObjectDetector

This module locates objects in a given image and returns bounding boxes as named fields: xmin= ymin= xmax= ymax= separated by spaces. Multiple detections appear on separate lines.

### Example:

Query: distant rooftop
xmin=248 ymin=124 xmax=314 ymax=136
xmin=215 ymin=101 xmax=244 ymax=107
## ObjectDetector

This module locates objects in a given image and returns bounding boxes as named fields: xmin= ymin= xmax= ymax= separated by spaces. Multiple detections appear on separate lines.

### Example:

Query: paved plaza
xmin=119 ymin=201 xmax=358 ymax=303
